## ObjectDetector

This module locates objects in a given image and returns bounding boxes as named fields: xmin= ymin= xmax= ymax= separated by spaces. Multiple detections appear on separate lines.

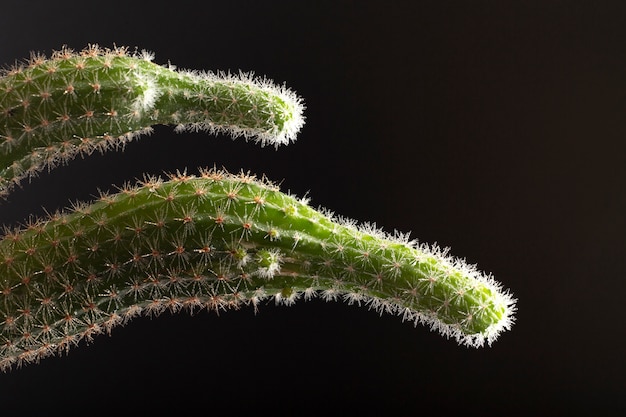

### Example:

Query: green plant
xmin=0 ymin=45 xmax=516 ymax=371
xmin=0 ymin=44 xmax=302 ymax=196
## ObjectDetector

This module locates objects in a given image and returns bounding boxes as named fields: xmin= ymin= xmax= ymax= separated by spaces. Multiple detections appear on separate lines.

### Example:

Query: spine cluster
xmin=0 ymin=169 xmax=515 ymax=370
xmin=0 ymin=45 xmax=305 ymax=196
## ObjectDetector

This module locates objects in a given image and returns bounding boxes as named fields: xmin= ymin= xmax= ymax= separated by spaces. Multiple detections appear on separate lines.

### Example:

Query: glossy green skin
xmin=0 ymin=171 xmax=510 ymax=370
xmin=0 ymin=48 xmax=301 ymax=195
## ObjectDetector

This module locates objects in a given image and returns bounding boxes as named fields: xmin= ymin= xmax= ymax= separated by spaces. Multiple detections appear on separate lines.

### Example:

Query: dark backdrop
xmin=0 ymin=1 xmax=624 ymax=415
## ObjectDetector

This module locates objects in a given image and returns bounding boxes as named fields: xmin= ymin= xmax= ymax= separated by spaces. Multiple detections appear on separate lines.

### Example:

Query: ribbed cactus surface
xmin=0 ymin=169 xmax=515 ymax=370
xmin=0 ymin=46 xmax=516 ymax=371
xmin=0 ymin=45 xmax=304 ymax=196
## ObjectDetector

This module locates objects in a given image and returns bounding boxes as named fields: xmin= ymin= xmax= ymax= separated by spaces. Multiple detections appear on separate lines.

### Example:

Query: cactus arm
xmin=0 ymin=169 xmax=516 ymax=370
xmin=0 ymin=45 xmax=304 ymax=196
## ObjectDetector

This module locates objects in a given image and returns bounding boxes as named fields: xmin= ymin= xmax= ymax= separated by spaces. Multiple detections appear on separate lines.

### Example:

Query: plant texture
xmin=0 ymin=46 xmax=515 ymax=371
xmin=0 ymin=44 xmax=303 ymax=196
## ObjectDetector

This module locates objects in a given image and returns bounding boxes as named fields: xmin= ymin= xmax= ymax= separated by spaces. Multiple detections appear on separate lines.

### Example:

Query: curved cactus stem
xmin=0 ymin=45 xmax=305 ymax=196
xmin=0 ymin=168 xmax=516 ymax=371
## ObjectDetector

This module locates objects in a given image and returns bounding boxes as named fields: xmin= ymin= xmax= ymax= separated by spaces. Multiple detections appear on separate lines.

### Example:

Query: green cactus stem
xmin=0 ymin=45 xmax=304 ymax=196
xmin=0 ymin=169 xmax=516 ymax=371
xmin=0 ymin=45 xmax=516 ymax=371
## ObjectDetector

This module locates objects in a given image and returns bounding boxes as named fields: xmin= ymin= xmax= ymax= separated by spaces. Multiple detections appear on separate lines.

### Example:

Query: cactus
xmin=0 ymin=44 xmax=304 ymax=196
xmin=0 ymin=46 xmax=515 ymax=371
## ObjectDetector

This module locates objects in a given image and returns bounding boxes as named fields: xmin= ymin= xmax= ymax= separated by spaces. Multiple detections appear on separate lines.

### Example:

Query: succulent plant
xmin=0 ymin=45 xmax=515 ymax=371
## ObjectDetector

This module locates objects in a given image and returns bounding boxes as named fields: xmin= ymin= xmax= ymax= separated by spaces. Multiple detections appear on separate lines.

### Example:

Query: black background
xmin=0 ymin=1 xmax=624 ymax=415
